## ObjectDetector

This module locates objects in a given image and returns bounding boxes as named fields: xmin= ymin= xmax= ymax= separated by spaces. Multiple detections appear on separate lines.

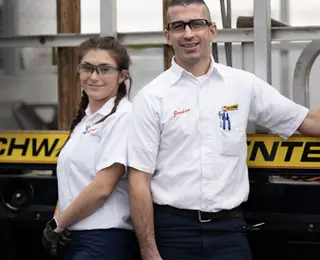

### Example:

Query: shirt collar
xmin=85 ymin=96 xmax=117 ymax=118
xmin=168 ymin=55 xmax=220 ymax=85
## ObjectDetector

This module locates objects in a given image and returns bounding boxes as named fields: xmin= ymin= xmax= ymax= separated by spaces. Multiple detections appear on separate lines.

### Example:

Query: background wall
xmin=0 ymin=0 xmax=319 ymax=130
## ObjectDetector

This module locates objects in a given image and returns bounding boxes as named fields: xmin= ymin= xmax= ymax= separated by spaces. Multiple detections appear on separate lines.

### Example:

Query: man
xmin=127 ymin=0 xmax=320 ymax=259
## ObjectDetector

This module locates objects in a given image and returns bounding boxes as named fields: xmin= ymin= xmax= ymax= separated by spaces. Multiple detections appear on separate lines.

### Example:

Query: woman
xmin=42 ymin=36 xmax=140 ymax=260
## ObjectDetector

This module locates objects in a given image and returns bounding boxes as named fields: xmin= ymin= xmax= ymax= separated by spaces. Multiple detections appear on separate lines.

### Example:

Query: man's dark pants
xmin=154 ymin=204 xmax=252 ymax=260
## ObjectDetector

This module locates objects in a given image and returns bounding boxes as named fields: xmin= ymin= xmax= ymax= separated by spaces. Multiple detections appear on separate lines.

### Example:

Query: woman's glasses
xmin=78 ymin=63 xmax=120 ymax=76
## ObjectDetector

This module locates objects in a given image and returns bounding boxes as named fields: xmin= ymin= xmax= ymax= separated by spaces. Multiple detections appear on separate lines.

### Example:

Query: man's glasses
xmin=77 ymin=63 xmax=120 ymax=76
xmin=167 ymin=19 xmax=212 ymax=32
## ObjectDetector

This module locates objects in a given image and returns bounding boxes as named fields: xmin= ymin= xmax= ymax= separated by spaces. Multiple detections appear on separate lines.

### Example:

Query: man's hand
xmin=41 ymin=222 xmax=72 ymax=257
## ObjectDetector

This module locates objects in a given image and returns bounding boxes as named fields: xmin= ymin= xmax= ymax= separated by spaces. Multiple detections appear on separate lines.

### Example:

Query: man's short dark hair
xmin=168 ymin=0 xmax=207 ymax=7
xmin=167 ymin=0 xmax=212 ymax=23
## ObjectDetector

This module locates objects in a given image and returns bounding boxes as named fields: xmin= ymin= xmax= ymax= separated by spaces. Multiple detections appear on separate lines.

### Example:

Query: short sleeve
xmin=249 ymin=75 xmax=309 ymax=139
xmin=95 ymin=110 xmax=131 ymax=173
xmin=127 ymin=89 xmax=161 ymax=174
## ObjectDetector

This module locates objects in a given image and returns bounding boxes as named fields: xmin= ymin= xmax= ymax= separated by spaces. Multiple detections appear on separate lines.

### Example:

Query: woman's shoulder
xmin=117 ymin=97 xmax=132 ymax=114
xmin=99 ymin=98 xmax=132 ymax=132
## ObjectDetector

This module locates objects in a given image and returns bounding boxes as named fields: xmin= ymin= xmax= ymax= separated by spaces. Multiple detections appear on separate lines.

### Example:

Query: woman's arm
xmin=55 ymin=163 xmax=124 ymax=229
xmin=53 ymin=200 xmax=61 ymax=217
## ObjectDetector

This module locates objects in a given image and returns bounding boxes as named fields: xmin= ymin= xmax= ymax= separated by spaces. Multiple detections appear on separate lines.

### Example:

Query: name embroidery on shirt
xmin=174 ymin=108 xmax=190 ymax=117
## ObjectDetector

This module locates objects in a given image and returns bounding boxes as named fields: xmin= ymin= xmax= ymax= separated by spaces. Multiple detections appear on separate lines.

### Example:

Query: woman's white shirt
xmin=56 ymin=97 xmax=132 ymax=231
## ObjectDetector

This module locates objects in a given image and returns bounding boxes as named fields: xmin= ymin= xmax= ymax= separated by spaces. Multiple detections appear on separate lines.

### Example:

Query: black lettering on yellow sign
xmin=0 ymin=132 xmax=320 ymax=168
xmin=301 ymin=142 xmax=320 ymax=162
xmin=248 ymin=141 xmax=309 ymax=162
xmin=32 ymin=138 xmax=60 ymax=157
xmin=0 ymin=132 xmax=67 ymax=164
xmin=281 ymin=142 xmax=304 ymax=161
xmin=249 ymin=141 xmax=279 ymax=161
xmin=246 ymin=135 xmax=320 ymax=169
xmin=0 ymin=138 xmax=60 ymax=157
xmin=0 ymin=137 xmax=7 ymax=155
xmin=8 ymin=138 xmax=30 ymax=156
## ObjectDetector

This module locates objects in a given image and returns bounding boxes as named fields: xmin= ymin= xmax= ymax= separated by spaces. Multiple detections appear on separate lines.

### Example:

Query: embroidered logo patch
xmin=221 ymin=104 xmax=238 ymax=112
xmin=83 ymin=126 xmax=97 ymax=135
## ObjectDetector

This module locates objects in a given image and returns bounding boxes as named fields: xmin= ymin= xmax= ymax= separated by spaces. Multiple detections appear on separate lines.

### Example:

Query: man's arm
xmin=297 ymin=110 xmax=320 ymax=136
xmin=128 ymin=168 xmax=162 ymax=260
xmin=249 ymin=74 xmax=309 ymax=139
xmin=127 ymin=88 xmax=162 ymax=259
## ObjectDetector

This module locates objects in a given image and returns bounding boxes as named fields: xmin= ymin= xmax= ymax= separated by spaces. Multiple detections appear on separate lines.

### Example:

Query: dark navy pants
xmin=67 ymin=228 xmax=141 ymax=260
xmin=154 ymin=205 xmax=252 ymax=260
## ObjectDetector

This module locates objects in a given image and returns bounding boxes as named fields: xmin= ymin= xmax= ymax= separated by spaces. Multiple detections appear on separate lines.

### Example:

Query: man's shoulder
xmin=135 ymin=70 xmax=172 ymax=99
xmin=214 ymin=63 xmax=259 ymax=94
xmin=214 ymin=62 xmax=255 ymax=80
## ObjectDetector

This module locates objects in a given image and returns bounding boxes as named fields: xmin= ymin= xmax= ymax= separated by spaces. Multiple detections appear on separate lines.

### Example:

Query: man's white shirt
xmin=57 ymin=97 xmax=132 ymax=230
xmin=127 ymin=56 xmax=309 ymax=213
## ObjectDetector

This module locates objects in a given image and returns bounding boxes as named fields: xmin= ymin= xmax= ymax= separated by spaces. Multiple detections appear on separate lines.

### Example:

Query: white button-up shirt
xmin=128 ymin=56 xmax=309 ymax=213
xmin=57 ymin=97 xmax=132 ymax=230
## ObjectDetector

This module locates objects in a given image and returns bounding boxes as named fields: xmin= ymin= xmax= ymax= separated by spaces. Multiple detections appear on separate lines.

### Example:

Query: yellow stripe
xmin=0 ymin=131 xmax=319 ymax=169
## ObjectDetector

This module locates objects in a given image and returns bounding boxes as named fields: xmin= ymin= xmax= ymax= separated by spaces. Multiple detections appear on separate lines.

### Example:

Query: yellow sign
xmin=247 ymin=134 xmax=320 ymax=169
xmin=0 ymin=131 xmax=68 ymax=164
xmin=0 ymin=131 xmax=320 ymax=169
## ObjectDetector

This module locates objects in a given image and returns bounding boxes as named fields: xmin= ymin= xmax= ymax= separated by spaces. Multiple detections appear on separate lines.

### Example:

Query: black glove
xmin=42 ymin=222 xmax=72 ymax=258
xmin=58 ymin=229 xmax=73 ymax=255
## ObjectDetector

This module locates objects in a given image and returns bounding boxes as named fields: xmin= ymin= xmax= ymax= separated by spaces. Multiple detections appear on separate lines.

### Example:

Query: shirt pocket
xmin=218 ymin=128 xmax=246 ymax=156
xmin=216 ymin=109 xmax=246 ymax=157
